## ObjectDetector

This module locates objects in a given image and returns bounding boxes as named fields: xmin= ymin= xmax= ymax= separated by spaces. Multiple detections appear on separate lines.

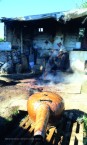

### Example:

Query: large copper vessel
xmin=27 ymin=91 xmax=64 ymax=138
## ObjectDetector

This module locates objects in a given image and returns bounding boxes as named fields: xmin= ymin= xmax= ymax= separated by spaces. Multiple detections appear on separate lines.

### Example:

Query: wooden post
xmin=20 ymin=26 xmax=23 ymax=53
xmin=4 ymin=23 xmax=7 ymax=41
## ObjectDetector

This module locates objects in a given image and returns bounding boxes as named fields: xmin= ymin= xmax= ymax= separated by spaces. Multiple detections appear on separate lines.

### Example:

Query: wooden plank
xmin=69 ymin=122 xmax=83 ymax=145
xmin=46 ymin=127 xmax=56 ymax=142
xmin=19 ymin=116 xmax=29 ymax=127
xmin=69 ymin=122 xmax=77 ymax=145
xmin=29 ymin=123 xmax=35 ymax=133
xmin=23 ymin=120 xmax=31 ymax=129
xmin=76 ymin=123 xmax=83 ymax=145
xmin=57 ymin=136 xmax=63 ymax=145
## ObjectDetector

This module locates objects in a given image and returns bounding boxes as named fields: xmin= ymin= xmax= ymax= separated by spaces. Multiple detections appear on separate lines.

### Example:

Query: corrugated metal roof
xmin=1 ymin=8 xmax=87 ymax=23
xmin=0 ymin=12 xmax=64 ymax=22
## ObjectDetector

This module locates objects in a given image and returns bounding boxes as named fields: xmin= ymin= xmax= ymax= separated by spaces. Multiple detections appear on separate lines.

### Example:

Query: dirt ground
xmin=0 ymin=72 xmax=87 ymax=121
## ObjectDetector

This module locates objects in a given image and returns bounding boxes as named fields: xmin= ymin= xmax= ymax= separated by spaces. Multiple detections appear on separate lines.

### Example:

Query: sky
xmin=0 ymin=0 xmax=83 ymax=38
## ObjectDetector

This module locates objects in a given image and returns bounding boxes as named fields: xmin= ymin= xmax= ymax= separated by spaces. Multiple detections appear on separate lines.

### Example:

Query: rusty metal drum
xmin=27 ymin=91 xmax=65 ymax=138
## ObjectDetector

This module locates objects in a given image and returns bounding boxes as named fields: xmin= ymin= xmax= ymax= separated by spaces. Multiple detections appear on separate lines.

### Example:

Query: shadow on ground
xmin=0 ymin=72 xmax=42 ymax=81
xmin=0 ymin=80 xmax=20 ymax=87
xmin=0 ymin=109 xmax=86 ymax=145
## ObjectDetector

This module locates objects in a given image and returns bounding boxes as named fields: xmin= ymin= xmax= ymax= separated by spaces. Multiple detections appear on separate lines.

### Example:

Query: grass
xmin=6 ymin=106 xmax=19 ymax=122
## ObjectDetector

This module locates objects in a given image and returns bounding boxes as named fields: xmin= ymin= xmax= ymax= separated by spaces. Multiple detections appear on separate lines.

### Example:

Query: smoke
xmin=38 ymin=70 xmax=87 ymax=86
xmin=64 ymin=71 xmax=87 ymax=83
xmin=43 ymin=72 xmax=65 ymax=84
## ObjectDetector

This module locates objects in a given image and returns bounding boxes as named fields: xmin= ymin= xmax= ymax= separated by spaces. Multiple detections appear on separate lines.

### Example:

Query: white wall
xmin=69 ymin=51 xmax=87 ymax=72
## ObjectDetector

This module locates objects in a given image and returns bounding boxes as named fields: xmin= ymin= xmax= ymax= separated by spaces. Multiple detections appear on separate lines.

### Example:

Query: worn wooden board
xmin=69 ymin=122 xmax=83 ymax=145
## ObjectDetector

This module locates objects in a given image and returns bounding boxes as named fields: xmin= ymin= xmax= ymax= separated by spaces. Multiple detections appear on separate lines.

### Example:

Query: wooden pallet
xmin=63 ymin=112 xmax=84 ymax=145
xmin=3 ymin=113 xmax=84 ymax=145
xmin=69 ymin=122 xmax=83 ymax=145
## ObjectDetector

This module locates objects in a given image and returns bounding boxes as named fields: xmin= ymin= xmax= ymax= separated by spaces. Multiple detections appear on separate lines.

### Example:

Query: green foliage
xmin=77 ymin=114 xmax=87 ymax=145
xmin=80 ymin=0 xmax=87 ymax=8
xmin=77 ymin=114 xmax=87 ymax=132
xmin=82 ymin=2 xmax=87 ymax=8
xmin=6 ymin=107 xmax=19 ymax=122
xmin=0 ymin=38 xmax=4 ymax=42
xmin=84 ymin=138 xmax=87 ymax=145
xmin=83 ymin=115 xmax=87 ymax=132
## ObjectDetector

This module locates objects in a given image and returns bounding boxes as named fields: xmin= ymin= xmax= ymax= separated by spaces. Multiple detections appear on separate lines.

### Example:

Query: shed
xmin=1 ymin=8 xmax=87 ymax=73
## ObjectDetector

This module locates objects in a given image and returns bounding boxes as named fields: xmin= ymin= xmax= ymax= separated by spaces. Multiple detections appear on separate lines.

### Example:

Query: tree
xmin=0 ymin=38 xmax=4 ymax=41
xmin=80 ymin=0 xmax=87 ymax=8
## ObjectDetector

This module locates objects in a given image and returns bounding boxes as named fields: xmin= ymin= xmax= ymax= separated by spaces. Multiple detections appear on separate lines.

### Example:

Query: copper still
xmin=27 ymin=91 xmax=65 ymax=138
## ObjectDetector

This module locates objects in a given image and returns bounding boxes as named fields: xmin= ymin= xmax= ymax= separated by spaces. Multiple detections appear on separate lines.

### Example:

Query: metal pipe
xmin=34 ymin=103 xmax=50 ymax=138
